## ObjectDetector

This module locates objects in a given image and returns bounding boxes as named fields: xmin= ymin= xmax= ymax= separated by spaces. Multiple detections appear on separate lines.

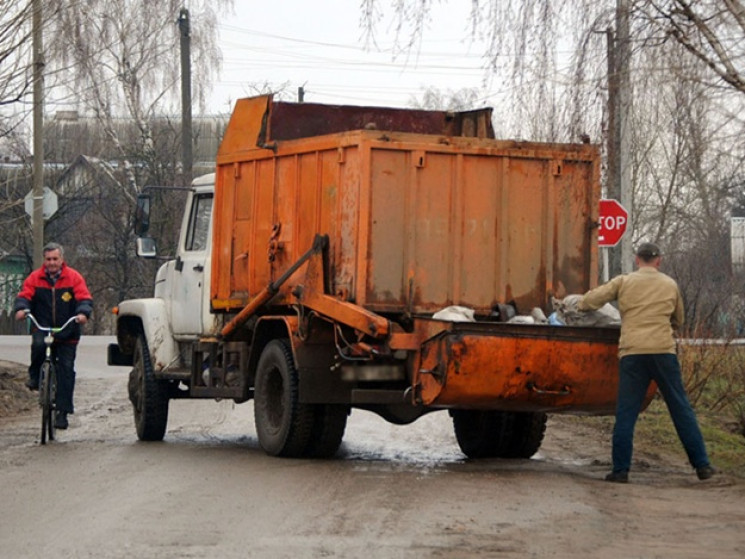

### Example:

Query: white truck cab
xmin=110 ymin=173 xmax=217 ymax=373
xmin=156 ymin=174 xmax=217 ymax=340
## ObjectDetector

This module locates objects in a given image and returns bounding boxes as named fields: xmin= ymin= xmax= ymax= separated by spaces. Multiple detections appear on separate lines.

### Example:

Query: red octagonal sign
xmin=598 ymin=199 xmax=628 ymax=247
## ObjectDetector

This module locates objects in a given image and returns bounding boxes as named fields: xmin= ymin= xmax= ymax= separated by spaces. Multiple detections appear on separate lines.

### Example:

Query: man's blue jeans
xmin=612 ymin=353 xmax=710 ymax=473
xmin=29 ymin=332 xmax=78 ymax=414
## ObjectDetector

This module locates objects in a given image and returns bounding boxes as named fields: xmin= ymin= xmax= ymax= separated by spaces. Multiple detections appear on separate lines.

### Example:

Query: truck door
xmin=171 ymin=191 xmax=213 ymax=337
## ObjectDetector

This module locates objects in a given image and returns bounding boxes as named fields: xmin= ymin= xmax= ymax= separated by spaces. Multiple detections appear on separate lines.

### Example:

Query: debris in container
xmin=507 ymin=307 xmax=549 ymax=325
xmin=531 ymin=307 xmax=548 ymax=323
xmin=552 ymin=294 xmax=621 ymax=327
xmin=432 ymin=305 xmax=476 ymax=322
xmin=548 ymin=312 xmax=565 ymax=326
xmin=508 ymin=315 xmax=536 ymax=324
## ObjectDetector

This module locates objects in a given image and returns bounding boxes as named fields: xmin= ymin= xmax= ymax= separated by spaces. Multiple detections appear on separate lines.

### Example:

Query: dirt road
xmin=1 ymin=362 xmax=744 ymax=559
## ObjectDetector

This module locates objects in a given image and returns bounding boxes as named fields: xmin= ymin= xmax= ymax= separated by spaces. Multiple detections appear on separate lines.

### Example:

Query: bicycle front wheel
xmin=40 ymin=361 xmax=56 ymax=444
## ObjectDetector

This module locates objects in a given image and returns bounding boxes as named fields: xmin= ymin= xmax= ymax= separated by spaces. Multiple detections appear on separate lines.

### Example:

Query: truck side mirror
xmin=136 ymin=237 xmax=157 ymax=259
xmin=134 ymin=193 xmax=151 ymax=236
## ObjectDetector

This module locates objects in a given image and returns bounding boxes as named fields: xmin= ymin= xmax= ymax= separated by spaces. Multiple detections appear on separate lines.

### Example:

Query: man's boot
xmin=54 ymin=411 xmax=68 ymax=430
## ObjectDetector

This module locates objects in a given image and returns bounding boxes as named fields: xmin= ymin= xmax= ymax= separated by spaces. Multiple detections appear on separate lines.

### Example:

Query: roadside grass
xmin=633 ymin=343 xmax=745 ymax=478
xmin=566 ymin=344 xmax=745 ymax=479
xmin=634 ymin=399 xmax=745 ymax=477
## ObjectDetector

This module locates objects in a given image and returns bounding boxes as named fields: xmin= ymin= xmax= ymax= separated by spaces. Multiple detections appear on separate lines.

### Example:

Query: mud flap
xmin=107 ymin=343 xmax=133 ymax=367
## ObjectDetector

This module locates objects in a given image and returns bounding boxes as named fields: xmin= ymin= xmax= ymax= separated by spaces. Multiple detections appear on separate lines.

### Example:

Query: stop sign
xmin=598 ymin=199 xmax=628 ymax=247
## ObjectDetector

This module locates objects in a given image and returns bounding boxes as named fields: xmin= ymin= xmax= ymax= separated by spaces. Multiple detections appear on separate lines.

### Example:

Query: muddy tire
xmin=451 ymin=409 xmax=506 ymax=458
xmin=254 ymin=340 xmax=314 ymax=457
xmin=305 ymin=404 xmax=349 ymax=458
xmin=451 ymin=410 xmax=547 ymax=459
xmin=502 ymin=411 xmax=547 ymax=458
xmin=128 ymin=335 xmax=169 ymax=441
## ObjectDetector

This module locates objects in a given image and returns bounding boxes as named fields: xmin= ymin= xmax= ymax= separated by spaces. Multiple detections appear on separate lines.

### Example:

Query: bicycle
xmin=24 ymin=311 xmax=79 ymax=444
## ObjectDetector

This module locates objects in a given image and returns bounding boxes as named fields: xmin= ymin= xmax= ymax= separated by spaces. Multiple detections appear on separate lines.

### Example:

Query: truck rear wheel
xmin=502 ymin=411 xmax=548 ymax=458
xmin=451 ymin=410 xmax=547 ymax=459
xmin=254 ymin=340 xmax=314 ymax=457
xmin=128 ymin=335 xmax=169 ymax=441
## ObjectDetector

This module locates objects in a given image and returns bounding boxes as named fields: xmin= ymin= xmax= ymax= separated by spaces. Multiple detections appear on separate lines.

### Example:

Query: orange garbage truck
xmin=109 ymin=94 xmax=623 ymax=458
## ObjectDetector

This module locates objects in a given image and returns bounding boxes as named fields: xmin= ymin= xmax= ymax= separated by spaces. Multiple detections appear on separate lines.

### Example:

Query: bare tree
xmin=44 ymin=0 xmax=232 ymax=194
xmin=636 ymin=0 xmax=745 ymax=95
xmin=0 ymin=1 xmax=32 ymax=106
xmin=623 ymin=43 xmax=745 ymax=331
xmin=364 ymin=2 xmax=745 ymax=95
xmin=2 ymin=1 xmax=234 ymax=330
xmin=362 ymin=1 xmax=615 ymax=142
xmin=408 ymin=86 xmax=481 ymax=111
xmin=0 ymin=1 xmax=33 ymax=142
xmin=362 ymin=1 xmax=745 ymax=140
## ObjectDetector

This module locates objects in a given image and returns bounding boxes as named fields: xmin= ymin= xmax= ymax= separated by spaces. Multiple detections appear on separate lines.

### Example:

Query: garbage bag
xmin=551 ymin=294 xmax=620 ymax=327
xmin=432 ymin=305 xmax=476 ymax=322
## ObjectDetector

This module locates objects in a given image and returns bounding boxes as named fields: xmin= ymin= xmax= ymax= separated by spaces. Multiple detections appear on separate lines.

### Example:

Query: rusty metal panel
xmin=366 ymin=149 xmax=410 ymax=307
xmin=335 ymin=146 xmax=361 ymax=301
xmin=211 ymin=163 xmax=237 ymax=306
xmin=415 ymin=323 xmax=623 ymax=413
xmin=217 ymin=96 xmax=271 ymax=157
xmin=216 ymin=94 xmax=494 ymax=157
xmin=364 ymin=141 xmax=598 ymax=315
xmin=252 ymin=157 xmax=276 ymax=291
xmin=268 ymin=101 xmax=495 ymax=141
xmin=213 ymin=96 xmax=599 ymax=317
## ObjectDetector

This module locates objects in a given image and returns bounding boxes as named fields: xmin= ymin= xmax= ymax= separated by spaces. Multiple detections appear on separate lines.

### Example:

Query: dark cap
xmin=636 ymin=242 xmax=661 ymax=258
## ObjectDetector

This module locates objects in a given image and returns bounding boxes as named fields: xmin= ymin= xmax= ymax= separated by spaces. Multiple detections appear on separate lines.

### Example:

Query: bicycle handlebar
xmin=24 ymin=311 xmax=79 ymax=335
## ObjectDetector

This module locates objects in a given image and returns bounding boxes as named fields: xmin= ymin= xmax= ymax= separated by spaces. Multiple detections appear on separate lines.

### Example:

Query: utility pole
xmin=617 ymin=0 xmax=633 ymax=272
xmin=31 ymin=0 xmax=44 ymax=268
xmin=179 ymin=8 xmax=193 ymax=185
xmin=606 ymin=28 xmax=622 ymax=279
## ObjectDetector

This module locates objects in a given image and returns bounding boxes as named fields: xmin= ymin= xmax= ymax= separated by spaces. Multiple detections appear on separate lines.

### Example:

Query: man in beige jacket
xmin=579 ymin=242 xmax=714 ymax=483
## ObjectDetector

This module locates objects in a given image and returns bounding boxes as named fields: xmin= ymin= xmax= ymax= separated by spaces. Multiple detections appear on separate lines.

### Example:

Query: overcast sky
xmin=207 ymin=3 xmax=493 ymax=112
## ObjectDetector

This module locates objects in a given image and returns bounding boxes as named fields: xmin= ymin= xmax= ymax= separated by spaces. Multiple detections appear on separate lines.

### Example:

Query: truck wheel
xmin=451 ymin=410 xmax=547 ymax=459
xmin=502 ymin=411 xmax=547 ymax=458
xmin=254 ymin=340 xmax=314 ymax=457
xmin=451 ymin=409 xmax=507 ymax=458
xmin=128 ymin=335 xmax=169 ymax=441
xmin=305 ymin=405 xmax=349 ymax=458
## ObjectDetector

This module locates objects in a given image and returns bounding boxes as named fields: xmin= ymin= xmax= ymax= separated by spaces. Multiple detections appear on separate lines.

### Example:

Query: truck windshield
xmin=185 ymin=193 xmax=213 ymax=251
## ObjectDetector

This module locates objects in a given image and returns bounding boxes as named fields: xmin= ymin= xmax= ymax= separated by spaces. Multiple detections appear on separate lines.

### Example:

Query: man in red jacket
xmin=14 ymin=243 xmax=93 ymax=430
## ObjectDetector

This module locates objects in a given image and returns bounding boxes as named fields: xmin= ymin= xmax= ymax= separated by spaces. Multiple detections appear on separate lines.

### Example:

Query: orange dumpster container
xmin=212 ymin=95 xmax=599 ymax=317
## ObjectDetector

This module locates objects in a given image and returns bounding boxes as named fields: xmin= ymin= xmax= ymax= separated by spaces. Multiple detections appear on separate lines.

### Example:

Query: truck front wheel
xmin=254 ymin=340 xmax=314 ymax=457
xmin=128 ymin=335 xmax=169 ymax=441
xmin=305 ymin=404 xmax=349 ymax=458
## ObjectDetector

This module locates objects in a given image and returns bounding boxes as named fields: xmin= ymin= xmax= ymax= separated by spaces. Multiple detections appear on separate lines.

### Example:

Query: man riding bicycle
xmin=13 ymin=242 xmax=93 ymax=430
